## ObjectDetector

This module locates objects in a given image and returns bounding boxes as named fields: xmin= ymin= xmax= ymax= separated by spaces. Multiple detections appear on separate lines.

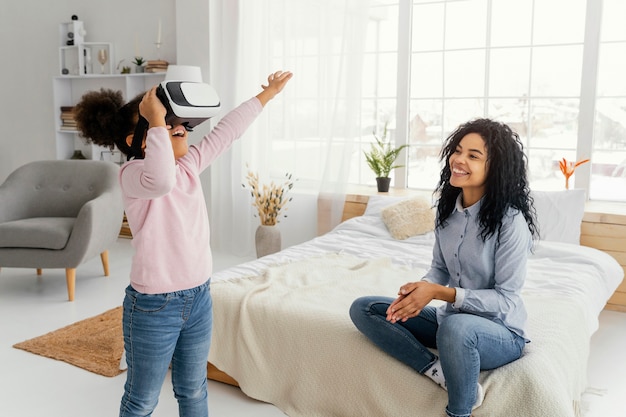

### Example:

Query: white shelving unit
xmin=59 ymin=42 xmax=113 ymax=76
xmin=52 ymin=73 xmax=166 ymax=161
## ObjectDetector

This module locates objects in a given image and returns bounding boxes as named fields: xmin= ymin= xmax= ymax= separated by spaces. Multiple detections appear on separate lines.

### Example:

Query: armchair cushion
xmin=0 ymin=217 xmax=75 ymax=249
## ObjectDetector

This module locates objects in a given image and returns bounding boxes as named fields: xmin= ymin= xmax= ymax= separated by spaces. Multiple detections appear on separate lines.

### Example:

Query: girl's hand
xmin=139 ymin=86 xmax=167 ymax=128
xmin=386 ymin=281 xmax=436 ymax=323
xmin=256 ymin=70 xmax=293 ymax=106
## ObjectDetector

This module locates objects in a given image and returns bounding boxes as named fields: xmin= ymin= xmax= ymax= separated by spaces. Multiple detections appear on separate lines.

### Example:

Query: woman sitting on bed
xmin=350 ymin=118 xmax=539 ymax=417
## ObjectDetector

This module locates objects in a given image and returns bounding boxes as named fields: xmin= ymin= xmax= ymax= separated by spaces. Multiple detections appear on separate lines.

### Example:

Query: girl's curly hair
xmin=74 ymin=88 xmax=143 ymax=156
xmin=434 ymin=118 xmax=539 ymax=242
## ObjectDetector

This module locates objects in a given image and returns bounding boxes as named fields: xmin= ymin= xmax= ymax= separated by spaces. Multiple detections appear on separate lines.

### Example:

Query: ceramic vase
xmin=255 ymin=225 xmax=281 ymax=258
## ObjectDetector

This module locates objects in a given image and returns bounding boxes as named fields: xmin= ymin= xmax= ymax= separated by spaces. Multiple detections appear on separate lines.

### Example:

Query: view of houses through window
xmin=358 ymin=0 xmax=626 ymax=202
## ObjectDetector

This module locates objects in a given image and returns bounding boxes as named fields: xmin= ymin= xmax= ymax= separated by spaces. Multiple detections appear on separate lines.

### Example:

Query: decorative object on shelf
xmin=59 ymin=42 xmax=113 ymax=75
xmin=132 ymin=56 xmax=146 ymax=73
xmin=97 ymin=49 xmax=108 ymax=74
xmin=60 ymin=15 xmax=86 ymax=46
xmin=100 ymin=150 xmax=124 ymax=166
xmin=243 ymin=167 xmax=295 ymax=258
xmin=364 ymin=121 xmax=409 ymax=192
xmin=58 ymin=16 xmax=113 ymax=76
xmin=59 ymin=106 xmax=77 ymax=131
xmin=155 ymin=18 xmax=163 ymax=60
xmin=559 ymin=157 xmax=590 ymax=189
xmin=116 ymin=59 xmax=131 ymax=74
xmin=145 ymin=60 xmax=169 ymax=73
xmin=70 ymin=150 xmax=86 ymax=160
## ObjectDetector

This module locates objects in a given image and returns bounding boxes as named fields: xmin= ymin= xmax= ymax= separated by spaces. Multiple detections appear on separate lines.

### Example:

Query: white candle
xmin=157 ymin=18 xmax=162 ymax=44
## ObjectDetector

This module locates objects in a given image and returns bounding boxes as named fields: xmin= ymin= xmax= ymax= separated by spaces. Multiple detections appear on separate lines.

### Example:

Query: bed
xmin=207 ymin=190 xmax=624 ymax=417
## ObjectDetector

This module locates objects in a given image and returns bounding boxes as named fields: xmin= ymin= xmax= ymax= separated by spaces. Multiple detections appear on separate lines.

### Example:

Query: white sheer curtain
xmin=207 ymin=0 xmax=370 ymax=256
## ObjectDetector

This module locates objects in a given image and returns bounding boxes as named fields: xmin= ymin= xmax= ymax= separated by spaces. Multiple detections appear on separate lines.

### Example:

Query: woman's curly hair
xmin=74 ymin=88 xmax=143 ymax=156
xmin=434 ymin=118 xmax=539 ymax=242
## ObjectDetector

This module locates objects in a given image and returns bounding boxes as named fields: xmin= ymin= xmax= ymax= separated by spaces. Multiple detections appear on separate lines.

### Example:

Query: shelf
xmin=59 ymin=42 xmax=113 ymax=76
xmin=53 ymin=73 xmax=166 ymax=160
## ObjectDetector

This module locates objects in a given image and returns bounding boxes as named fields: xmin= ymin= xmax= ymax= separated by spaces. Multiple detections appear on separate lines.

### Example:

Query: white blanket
xmin=210 ymin=253 xmax=595 ymax=417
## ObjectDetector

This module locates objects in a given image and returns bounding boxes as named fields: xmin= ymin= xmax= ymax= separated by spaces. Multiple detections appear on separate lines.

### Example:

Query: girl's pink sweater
xmin=119 ymin=98 xmax=262 ymax=294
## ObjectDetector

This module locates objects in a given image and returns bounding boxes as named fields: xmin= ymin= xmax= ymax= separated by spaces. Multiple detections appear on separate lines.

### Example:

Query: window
xmin=359 ymin=0 xmax=626 ymax=202
xmin=590 ymin=0 xmax=626 ymax=201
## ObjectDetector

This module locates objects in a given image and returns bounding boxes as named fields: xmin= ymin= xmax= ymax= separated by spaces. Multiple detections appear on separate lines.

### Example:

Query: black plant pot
xmin=376 ymin=177 xmax=391 ymax=192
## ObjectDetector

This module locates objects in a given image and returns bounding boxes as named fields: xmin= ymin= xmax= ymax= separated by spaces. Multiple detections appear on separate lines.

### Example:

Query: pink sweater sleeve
xmin=186 ymin=97 xmax=263 ymax=172
xmin=119 ymin=127 xmax=177 ymax=199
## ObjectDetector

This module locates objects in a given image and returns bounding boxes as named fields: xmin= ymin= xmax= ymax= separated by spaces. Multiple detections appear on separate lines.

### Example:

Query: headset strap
xmin=127 ymin=116 xmax=148 ymax=161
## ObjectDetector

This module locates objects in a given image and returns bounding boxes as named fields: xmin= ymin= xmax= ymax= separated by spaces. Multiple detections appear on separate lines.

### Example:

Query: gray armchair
xmin=0 ymin=160 xmax=124 ymax=301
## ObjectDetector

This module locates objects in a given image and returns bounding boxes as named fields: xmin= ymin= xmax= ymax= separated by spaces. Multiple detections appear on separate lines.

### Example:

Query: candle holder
xmin=155 ymin=42 xmax=162 ymax=61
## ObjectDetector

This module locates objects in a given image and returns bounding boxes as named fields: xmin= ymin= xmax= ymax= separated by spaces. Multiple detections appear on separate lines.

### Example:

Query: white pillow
xmin=363 ymin=195 xmax=412 ymax=216
xmin=381 ymin=197 xmax=435 ymax=240
xmin=531 ymin=189 xmax=586 ymax=245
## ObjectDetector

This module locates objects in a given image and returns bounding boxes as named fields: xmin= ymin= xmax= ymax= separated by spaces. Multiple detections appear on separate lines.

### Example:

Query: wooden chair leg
xmin=36 ymin=268 xmax=43 ymax=275
xmin=65 ymin=268 xmax=76 ymax=301
xmin=100 ymin=250 xmax=110 ymax=276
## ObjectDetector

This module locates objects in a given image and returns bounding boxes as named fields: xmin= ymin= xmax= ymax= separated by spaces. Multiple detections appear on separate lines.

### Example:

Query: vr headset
xmin=128 ymin=81 xmax=221 ymax=160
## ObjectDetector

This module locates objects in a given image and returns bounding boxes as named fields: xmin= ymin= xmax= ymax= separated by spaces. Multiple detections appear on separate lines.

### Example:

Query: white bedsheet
xmin=210 ymin=215 xmax=623 ymax=417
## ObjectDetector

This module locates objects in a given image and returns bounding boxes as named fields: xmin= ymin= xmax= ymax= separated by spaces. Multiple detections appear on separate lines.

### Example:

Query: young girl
xmin=74 ymin=70 xmax=292 ymax=417
xmin=349 ymin=118 xmax=538 ymax=417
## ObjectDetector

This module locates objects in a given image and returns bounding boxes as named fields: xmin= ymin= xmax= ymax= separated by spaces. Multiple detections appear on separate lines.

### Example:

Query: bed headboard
xmin=342 ymin=194 xmax=370 ymax=221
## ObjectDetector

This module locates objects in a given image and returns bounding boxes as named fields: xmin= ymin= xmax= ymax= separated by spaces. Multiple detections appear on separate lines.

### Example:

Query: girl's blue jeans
xmin=349 ymin=296 xmax=525 ymax=417
xmin=120 ymin=280 xmax=213 ymax=417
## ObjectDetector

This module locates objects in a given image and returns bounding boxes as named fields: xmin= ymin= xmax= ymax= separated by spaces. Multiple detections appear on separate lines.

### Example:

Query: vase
xmin=70 ymin=150 xmax=86 ymax=160
xmin=255 ymin=225 xmax=281 ymax=258
xmin=376 ymin=177 xmax=391 ymax=192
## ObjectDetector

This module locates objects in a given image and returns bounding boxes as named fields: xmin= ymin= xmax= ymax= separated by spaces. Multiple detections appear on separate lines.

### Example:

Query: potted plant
xmin=364 ymin=123 xmax=409 ymax=192
xmin=132 ymin=57 xmax=145 ymax=73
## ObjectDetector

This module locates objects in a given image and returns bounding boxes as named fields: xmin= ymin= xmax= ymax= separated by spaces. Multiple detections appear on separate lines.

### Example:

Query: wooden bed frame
xmin=207 ymin=191 xmax=626 ymax=385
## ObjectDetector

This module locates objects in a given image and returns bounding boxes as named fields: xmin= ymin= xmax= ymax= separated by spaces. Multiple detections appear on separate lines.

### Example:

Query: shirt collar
xmin=454 ymin=193 xmax=482 ymax=216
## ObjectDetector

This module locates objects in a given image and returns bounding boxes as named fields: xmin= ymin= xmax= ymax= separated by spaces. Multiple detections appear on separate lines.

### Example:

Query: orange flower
xmin=559 ymin=157 xmax=589 ymax=189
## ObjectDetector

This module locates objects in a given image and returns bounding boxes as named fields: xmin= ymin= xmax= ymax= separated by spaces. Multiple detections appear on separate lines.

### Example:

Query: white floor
xmin=0 ymin=238 xmax=624 ymax=417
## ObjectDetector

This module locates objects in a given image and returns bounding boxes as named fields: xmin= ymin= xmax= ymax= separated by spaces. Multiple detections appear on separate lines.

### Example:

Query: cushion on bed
xmin=381 ymin=197 xmax=435 ymax=239
xmin=531 ymin=189 xmax=586 ymax=245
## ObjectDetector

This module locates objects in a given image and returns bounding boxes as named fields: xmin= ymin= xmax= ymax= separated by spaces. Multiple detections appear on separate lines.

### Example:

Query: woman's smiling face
xmin=448 ymin=132 xmax=488 ymax=206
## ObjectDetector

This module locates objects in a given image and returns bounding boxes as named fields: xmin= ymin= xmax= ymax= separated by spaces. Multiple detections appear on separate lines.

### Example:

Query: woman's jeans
xmin=120 ymin=280 xmax=213 ymax=417
xmin=349 ymin=296 xmax=525 ymax=417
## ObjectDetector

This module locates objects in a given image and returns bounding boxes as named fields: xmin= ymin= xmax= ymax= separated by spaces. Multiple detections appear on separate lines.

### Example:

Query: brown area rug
xmin=13 ymin=306 xmax=124 ymax=377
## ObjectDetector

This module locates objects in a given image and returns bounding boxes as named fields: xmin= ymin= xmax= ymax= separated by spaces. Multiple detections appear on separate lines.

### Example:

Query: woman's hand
xmin=139 ymin=86 xmax=167 ymax=128
xmin=256 ymin=70 xmax=293 ymax=106
xmin=386 ymin=281 xmax=436 ymax=323
xmin=386 ymin=281 xmax=456 ymax=323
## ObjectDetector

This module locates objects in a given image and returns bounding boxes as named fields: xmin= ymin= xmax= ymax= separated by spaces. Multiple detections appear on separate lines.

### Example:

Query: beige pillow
xmin=381 ymin=197 xmax=435 ymax=240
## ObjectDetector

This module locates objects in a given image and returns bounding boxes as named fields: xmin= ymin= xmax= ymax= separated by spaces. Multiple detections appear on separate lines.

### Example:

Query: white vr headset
xmin=128 ymin=81 xmax=221 ymax=160
xmin=156 ymin=81 xmax=221 ymax=130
